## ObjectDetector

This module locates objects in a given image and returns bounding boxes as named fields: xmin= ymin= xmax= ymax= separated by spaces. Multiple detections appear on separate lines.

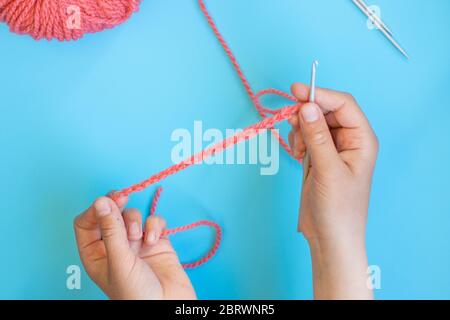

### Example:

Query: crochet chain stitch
xmin=117 ymin=0 xmax=304 ymax=269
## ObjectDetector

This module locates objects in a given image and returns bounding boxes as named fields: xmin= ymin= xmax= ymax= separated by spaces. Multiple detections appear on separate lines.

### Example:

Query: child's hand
xmin=289 ymin=83 xmax=378 ymax=299
xmin=74 ymin=195 xmax=196 ymax=300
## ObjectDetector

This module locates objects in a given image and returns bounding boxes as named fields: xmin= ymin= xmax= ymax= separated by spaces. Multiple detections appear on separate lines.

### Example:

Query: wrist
xmin=307 ymin=234 xmax=373 ymax=300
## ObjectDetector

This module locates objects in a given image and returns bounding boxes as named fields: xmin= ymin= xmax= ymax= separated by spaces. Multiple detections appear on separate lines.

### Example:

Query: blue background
xmin=1 ymin=0 xmax=449 ymax=299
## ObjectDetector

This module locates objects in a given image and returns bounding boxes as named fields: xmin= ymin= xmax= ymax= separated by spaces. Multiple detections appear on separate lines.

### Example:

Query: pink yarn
xmin=110 ymin=0 xmax=303 ymax=268
xmin=0 ymin=0 xmax=140 ymax=41
xmin=1 ymin=0 xmax=303 ymax=267
xmin=150 ymin=187 xmax=222 ymax=269
xmin=112 ymin=0 xmax=301 ymax=201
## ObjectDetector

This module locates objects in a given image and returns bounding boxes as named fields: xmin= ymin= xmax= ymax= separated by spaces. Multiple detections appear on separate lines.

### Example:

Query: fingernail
xmin=146 ymin=231 xmax=157 ymax=245
xmin=94 ymin=198 xmax=111 ymax=217
xmin=129 ymin=222 xmax=140 ymax=237
xmin=300 ymin=104 xmax=320 ymax=123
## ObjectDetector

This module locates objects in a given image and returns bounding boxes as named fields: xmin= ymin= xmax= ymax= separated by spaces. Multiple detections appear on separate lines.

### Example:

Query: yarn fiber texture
xmin=0 ymin=0 xmax=141 ymax=41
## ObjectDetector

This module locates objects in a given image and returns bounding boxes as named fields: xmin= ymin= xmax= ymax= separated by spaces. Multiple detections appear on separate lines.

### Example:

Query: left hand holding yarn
xmin=74 ymin=194 xmax=196 ymax=300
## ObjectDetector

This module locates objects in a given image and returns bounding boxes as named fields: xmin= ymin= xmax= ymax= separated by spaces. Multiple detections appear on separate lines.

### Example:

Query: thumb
xmin=298 ymin=103 xmax=340 ymax=173
xmin=93 ymin=197 xmax=131 ymax=265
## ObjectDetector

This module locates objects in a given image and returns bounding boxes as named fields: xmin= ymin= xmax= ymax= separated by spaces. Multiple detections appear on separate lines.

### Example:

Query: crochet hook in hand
xmin=303 ymin=60 xmax=319 ymax=181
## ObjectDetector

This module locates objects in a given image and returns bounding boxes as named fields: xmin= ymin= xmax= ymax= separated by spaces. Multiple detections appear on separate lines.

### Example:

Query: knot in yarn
xmin=0 ymin=0 xmax=141 ymax=41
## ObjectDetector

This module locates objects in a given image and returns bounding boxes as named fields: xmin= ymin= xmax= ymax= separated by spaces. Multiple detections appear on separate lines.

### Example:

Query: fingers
xmin=74 ymin=203 xmax=102 ymax=252
xmin=298 ymin=103 xmax=341 ymax=173
xmin=288 ymin=128 xmax=306 ymax=160
xmin=288 ymin=115 xmax=299 ymax=127
xmin=75 ymin=193 xmax=128 ymax=255
xmin=106 ymin=191 xmax=128 ymax=212
xmin=292 ymin=83 xmax=379 ymax=169
xmin=291 ymin=83 xmax=370 ymax=129
xmin=288 ymin=130 xmax=295 ymax=151
xmin=144 ymin=216 xmax=167 ymax=246
xmin=289 ymin=115 xmax=306 ymax=159
xmin=92 ymin=197 xmax=131 ymax=263
xmin=123 ymin=209 xmax=143 ymax=241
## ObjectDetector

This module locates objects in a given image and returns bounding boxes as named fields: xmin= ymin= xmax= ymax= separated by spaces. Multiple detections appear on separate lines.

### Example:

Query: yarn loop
xmin=150 ymin=187 xmax=222 ymax=269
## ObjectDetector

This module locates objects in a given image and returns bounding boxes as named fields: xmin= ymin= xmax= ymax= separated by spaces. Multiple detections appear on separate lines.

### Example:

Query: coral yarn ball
xmin=0 ymin=0 xmax=141 ymax=41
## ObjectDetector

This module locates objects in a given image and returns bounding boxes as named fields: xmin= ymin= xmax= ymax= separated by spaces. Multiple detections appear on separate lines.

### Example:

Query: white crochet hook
xmin=309 ymin=60 xmax=319 ymax=103
xmin=303 ymin=60 xmax=319 ymax=181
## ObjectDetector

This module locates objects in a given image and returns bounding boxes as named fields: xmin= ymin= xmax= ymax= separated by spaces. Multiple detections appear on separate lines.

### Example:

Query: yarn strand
xmin=1 ymin=0 xmax=305 ymax=268
xmin=111 ymin=103 xmax=300 ymax=201
xmin=199 ymin=0 xmax=298 ymax=159
xmin=110 ymin=0 xmax=303 ymax=269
